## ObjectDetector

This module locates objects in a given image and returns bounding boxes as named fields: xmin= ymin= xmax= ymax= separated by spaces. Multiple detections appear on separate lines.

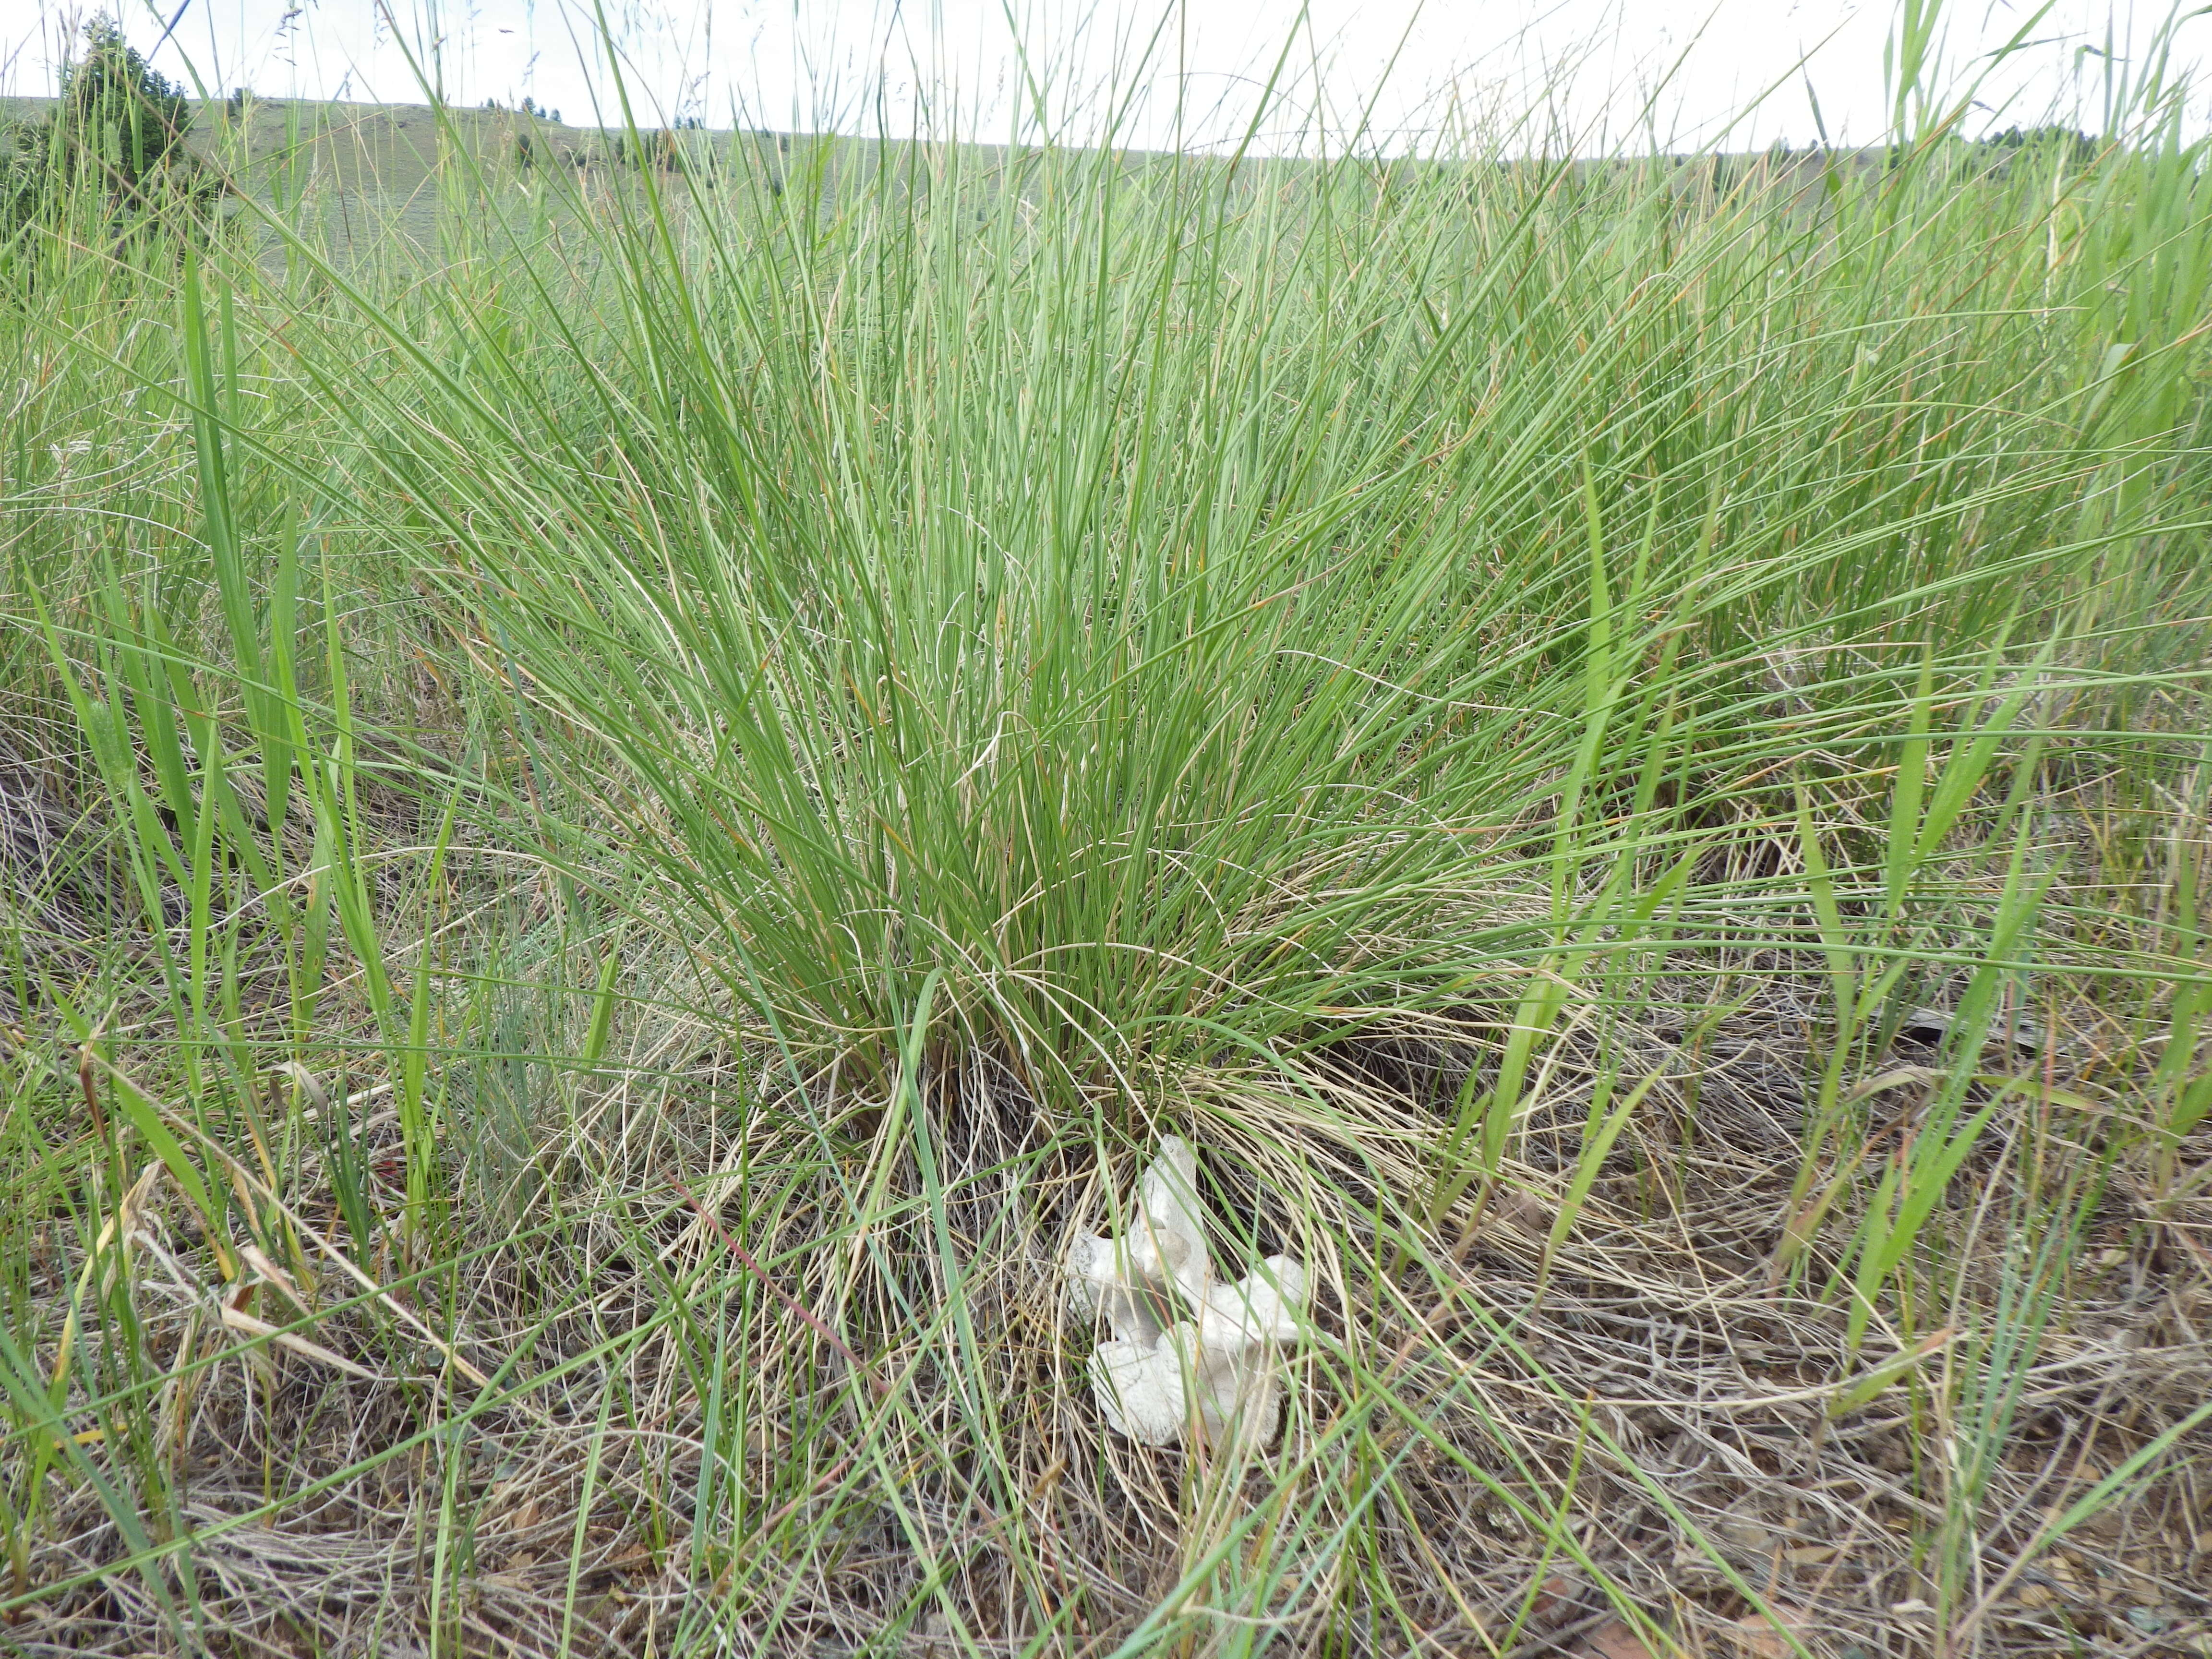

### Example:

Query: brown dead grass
xmin=1 ymin=955 xmax=2205 ymax=1657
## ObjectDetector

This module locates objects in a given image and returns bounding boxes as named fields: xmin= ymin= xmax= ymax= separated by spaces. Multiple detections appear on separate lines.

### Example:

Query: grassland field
xmin=1 ymin=48 xmax=2211 ymax=1659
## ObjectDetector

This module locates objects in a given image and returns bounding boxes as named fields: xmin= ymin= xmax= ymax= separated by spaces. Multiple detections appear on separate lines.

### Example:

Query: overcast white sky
xmin=5 ymin=1 xmax=2207 ymax=152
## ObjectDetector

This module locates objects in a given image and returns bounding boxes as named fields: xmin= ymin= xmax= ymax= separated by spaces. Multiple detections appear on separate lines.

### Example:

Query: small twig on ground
xmin=671 ymin=1178 xmax=888 ymax=1399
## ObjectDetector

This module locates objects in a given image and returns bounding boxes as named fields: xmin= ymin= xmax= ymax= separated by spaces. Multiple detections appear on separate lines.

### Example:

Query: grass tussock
xmin=1 ymin=18 xmax=2211 ymax=1656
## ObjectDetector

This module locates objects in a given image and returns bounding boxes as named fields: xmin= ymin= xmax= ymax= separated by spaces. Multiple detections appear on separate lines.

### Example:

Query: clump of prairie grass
xmin=2 ymin=20 xmax=2211 ymax=1657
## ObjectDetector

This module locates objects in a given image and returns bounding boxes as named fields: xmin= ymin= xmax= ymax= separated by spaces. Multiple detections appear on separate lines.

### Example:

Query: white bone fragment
xmin=1065 ymin=1230 xmax=1166 ymax=1347
xmin=1130 ymin=1137 xmax=1213 ymax=1305
xmin=1088 ymin=1334 xmax=1188 ymax=1446
xmin=1182 ymin=1256 xmax=1308 ymax=1446
xmin=1200 ymin=1255 xmax=1307 ymax=1347
xmin=1067 ymin=1141 xmax=1307 ymax=1451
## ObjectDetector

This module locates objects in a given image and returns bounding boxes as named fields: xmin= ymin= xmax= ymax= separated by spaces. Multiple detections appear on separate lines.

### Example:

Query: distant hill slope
xmin=1 ymin=95 xmax=794 ymax=258
xmin=1 ymin=94 xmax=1969 ymax=268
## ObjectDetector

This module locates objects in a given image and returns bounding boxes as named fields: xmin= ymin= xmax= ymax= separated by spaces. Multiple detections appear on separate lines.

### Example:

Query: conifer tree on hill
xmin=1 ymin=19 xmax=230 ymax=272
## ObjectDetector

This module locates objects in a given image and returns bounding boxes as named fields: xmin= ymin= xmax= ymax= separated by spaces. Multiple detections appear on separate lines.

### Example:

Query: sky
xmin=4 ymin=1 xmax=2208 ymax=153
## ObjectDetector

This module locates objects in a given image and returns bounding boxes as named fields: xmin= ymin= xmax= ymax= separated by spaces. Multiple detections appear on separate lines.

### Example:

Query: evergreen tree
xmin=0 ymin=19 xmax=230 ymax=275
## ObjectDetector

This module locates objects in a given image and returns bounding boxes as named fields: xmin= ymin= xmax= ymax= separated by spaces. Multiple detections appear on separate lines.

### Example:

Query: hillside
xmin=1 ymin=95 xmax=790 ymax=256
